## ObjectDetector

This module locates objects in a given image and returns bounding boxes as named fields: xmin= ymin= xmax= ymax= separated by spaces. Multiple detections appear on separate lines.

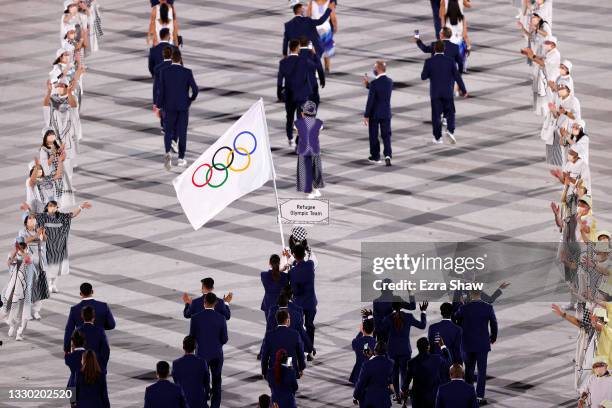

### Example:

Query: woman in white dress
xmin=444 ymin=0 xmax=470 ymax=73
xmin=18 ymin=214 xmax=50 ymax=321
xmin=38 ymin=128 xmax=74 ymax=211
xmin=308 ymin=0 xmax=338 ymax=73
xmin=1 ymin=237 xmax=35 ymax=341
xmin=147 ymin=0 xmax=179 ymax=46
xmin=43 ymin=66 xmax=83 ymax=176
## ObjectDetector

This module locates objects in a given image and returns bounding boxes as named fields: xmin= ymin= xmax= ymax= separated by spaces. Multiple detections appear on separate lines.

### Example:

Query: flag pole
xmin=260 ymin=98 xmax=286 ymax=249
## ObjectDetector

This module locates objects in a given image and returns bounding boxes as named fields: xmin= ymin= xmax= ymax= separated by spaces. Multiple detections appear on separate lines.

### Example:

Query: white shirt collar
xmin=171 ymin=62 xmax=181 ymax=65
xmin=376 ymin=73 xmax=386 ymax=79
xmin=451 ymin=378 xmax=465 ymax=381
xmin=73 ymin=347 xmax=85 ymax=351
xmin=442 ymin=318 xmax=452 ymax=321
xmin=82 ymin=296 xmax=95 ymax=300
xmin=289 ymin=53 xmax=299 ymax=56
xmin=204 ymin=307 xmax=215 ymax=310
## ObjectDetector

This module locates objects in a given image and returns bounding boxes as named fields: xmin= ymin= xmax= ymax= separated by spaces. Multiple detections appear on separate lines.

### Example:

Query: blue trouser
xmin=207 ymin=357 xmax=223 ymax=408
xmin=368 ymin=118 xmax=392 ymax=160
xmin=431 ymin=96 xmax=455 ymax=140
xmin=463 ymin=351 xmax=488 ymax=398
xmin=431 ymin=0 xmax=441 ymax=39
xmin=164 ymin=109 xmax=188 ymax=159
xmin=303 ymin=309 xmax=316 ymax=349
xmin=391 ymin=354 xmax=410 ymax=397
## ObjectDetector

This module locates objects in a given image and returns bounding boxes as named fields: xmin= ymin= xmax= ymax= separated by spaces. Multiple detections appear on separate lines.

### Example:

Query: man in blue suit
xmin=353 ymin=341 xmax=394 ymax=408
xmin=64 ymin=282 xmax=115 ymax=354
xmin=183 ymin=277 xmax=232 ymax=320
xmin=435 ymin=364 xmax=478 ymax=408
xmin=261 ymin=310 xmax=306 ymax=378
xmin=148 ymin=28 xmax=177 ymax=77
xmin=159 ymin=48 xmax=198 ymax=170
xmin=172 ymin=335 xmax=210 ymax=408
xmin=372 ymin=279 xmax=416 ymax=343
xmin=77 ymin=306 xmax=110 ymax=372
xmin=153 ymin=46 xmax=175 ymax=151
xmin=421 ymin=41 xmax=467 ymax=145
xmin=277 ymin=40 xmax=313 ymax=147
xmin=416 ymin=27 xmax=463 ymax=74
xmin=189 ymin=293 xmax=228 ymax=408
xmin=403 ymin=337 xmax=452 ymax=408
xmin=454 ymin=290 xmax=498 ymax=406
xmin=144 ymin=361 xmax=188 ymax=408
xmin=283 ymin=2 xmax=335 ymax=58
xmin=288 ymin=245 xmax=317 ymax=357
xmin=363 ymin=60 xmax=393 ymax=166
xmin=428 ymin=302 xmax=463 ymax=366
xmin=266 ymin=293 xmax=312 ymax=355
xmin=298 ymin=37 xmax=325 ymax=107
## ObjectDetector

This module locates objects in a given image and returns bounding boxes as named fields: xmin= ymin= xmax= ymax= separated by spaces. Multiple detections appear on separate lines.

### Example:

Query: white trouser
xmin=8 ymin=300 xmax=28 ymax=330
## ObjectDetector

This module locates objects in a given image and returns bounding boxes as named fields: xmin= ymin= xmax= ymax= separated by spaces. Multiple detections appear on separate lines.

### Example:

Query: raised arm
xmin=172 ymin=5 xmax=179 ymax=45
xmin=70 ymin=201 xmax=92 ymax=218
xmin=147 ymin=7 xmax=156 ymax=46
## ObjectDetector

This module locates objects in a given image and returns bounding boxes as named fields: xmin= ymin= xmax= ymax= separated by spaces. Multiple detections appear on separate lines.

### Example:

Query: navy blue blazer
xmin=172 ymin=354 xmax=210 ymax=408
xmin=277 ymin=55 xmax=313 ymax=103
xmin=75 ymin=372 xmax=110 ymax=408
xmin=266 ymin=303 xmax=312 ymax=353
xmin=353 ymin=355 xmax=394 ymax=408
xmin=421 ymin=54 xmax=466 ymax=98
xmin=283 ymin=9 xmax=332 ymax=57
xmin=428 ymin=319 xmax=463 ymax=364
xmin=380 ymin=311 xmax=426 ymax=358
xmin=148 ymin=41 xmax=178 ymax=77
xmin=364 ymin=75 xmax=393 ymax=120
xmin=349 ymin=332 xmax=376 ymax=384
xmin=189 ymin=309 xmax=228 ymax=362
xmin=268 ymin=365 xmax=299 ymax=408
xmin=159 ymin=64 xmax=198 ymax=111
xmin=298 ymin=48 xmax=325 ymax=92
xmin=288 ymin=260 xmax=317 ymax=311
xmin=65 ymin=348 xmax=85 ymax=388
xmin=260 ymin=270 xmax=290 ymax=312
xmin=64 ymin=299 xmax=115 ymax=353
xmin=184 ymin=296 xmax=231 ymax=320
xmin=454 ymin=300 xmax=498 ymax=353
xmin=153 ymin=60 xmax=172 ymax=106
xmin=372 ymin=293 xmax=416 ymax=333
xmin=417 ymin=39 xmax=464 ymax=73
xmin=144 ymin=379 xmax=187 ymax=408
xmin=77 ymin=323 xmax=110 ymax=371
xmin=261 ymin=326 xmax=305 ymax=376
xmin=405 ymin=350 xmax=452 ymax=406
xmin=435 ymin=379 xmax=478 ymax=408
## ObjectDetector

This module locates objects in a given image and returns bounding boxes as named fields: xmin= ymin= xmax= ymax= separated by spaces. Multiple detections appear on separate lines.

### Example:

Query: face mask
xmin=372 ymin=69 xmax=378 ymax=76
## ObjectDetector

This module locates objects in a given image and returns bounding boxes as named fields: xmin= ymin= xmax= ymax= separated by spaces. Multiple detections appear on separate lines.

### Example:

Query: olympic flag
xmin=173 ymin=99 xmax=275 ymax=230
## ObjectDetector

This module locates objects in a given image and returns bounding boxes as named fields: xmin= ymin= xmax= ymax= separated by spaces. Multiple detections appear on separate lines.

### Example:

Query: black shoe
xmin=256 ymin=353 xmax=261 ymax=360
xmin=368 ymin=156 xmax=382 ymax=164
xmin=312 ymin=347 xmax=316 ymax=356
xmin=385 ymin=156 xmax=391 ymax=166
xmin=478 ymin=398 xmax=489 ymax=406
xmin=307 ymin=353 xmax=313 ymax=362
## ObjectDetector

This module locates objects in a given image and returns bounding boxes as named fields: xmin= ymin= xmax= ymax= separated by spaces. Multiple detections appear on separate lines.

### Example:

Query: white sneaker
xmin=288 ymin=139 xmax=294 ymax=148
xmin=446 ymin=130 xmax=457 ymax=144
xmin=33 ymin=312 xmax=42 ymax=320
xmin=164 ymin=153 xmax=172 ymax=171
xmin=313 ymin=189 xmax=322 ymax=197
xmin=177 ymin=159 xmax=188 ymax=167
xmin=431 ymin=137 xmax=443 ymax=145
xmin=171 ymin=140 xmax=179 ymax=153
xmin=15 ymin=327 xmax=24 ymax=341
xmin=442 ymin=117 xmax=447 ymax=128
xmin=8 ymin=326 xmax=15 ymax=337
xmin=51 ymin=285 xmax=58 ymax=294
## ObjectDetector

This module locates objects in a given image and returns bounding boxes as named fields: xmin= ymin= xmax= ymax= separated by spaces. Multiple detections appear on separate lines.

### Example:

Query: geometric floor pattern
xmin=1 ymin=0 xmax=611 ymax=406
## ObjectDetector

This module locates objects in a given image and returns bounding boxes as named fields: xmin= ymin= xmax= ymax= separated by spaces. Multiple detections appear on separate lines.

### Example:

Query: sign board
xmin=279 ymin=199 xmax=329 ymax=224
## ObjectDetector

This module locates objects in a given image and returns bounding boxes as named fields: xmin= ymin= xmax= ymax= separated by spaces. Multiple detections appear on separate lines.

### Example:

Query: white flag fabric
xmin=173 ymin=99 xmax=275 ymax=230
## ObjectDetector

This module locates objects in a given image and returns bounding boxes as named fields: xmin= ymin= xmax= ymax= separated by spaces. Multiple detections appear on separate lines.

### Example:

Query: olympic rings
xmin=190 ymin=130 xmax=258 ymax=188
xmin=233 ymin=131 xmax=257 ymax=156
xmin=204 ymin=165 xmax=229 ymax=188
xmin=226 ymin=146 xmax=251 ymax=172
xmin=212 ymin=146 xmax=234 ymax=170
xmin=192 ymin=163 xmax=213 ymax=187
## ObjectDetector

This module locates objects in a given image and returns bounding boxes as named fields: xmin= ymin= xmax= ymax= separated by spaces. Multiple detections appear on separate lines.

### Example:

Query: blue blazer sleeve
xmin=482 ymin=288 xmax=502 ymax=304
xmin=183 ymin=302 xmax=192 ymax=319
xmin=315 ymin=57 xmax=325 ymax=87
xmin=364 ymin=83 xmax=375 ymax=118
xmin=158 ymin=70 xmax=166 ymax=109
xmin=296 ymin=334 xmax=306 ymax=371
xmin=101 ymin=375 xmax=111 ymax=408
xmin=417 ymin=39 xmax=433 ymax=54
xmin=144 ymin=388 xmax=151 ymax=408
xmin=189 ymin=316 xmax=196 ymax=337
xmin=64 ymin=310 xmax=76 ymax=352
xmin=101 ymin=331 xmax=110 ymax=368
xmin=148 ymin=48 xmax=155 ymax=77
xmin=411 ymin=312 xmax=427 ymax=330
xmin=202 ymin=360 xmax=211 ymax=396
xmin=404 ymin=295 xmax=416 ymax=310
xmin=220 ymin=318 xmax=228 ymax=345
xmin=455 ymin=51 xmax=464 ymax=75
xmin=103 ymin=304 xmax=116 ymax=331
xmin=261 ymin=335 xmax=270 ymax=376
xmin=421 ymin=59 xmax=431 ymax=81
xmin=353 ymin=364 xmax=368 ymax=401
xmin=282 ymin=24 xmax=289 ymax=56
xmin=452 ymin=62 xmax=466 ymax=94
xmin=277 ymin=62 xmax=285 ymax=100
xmin=311 ymin=7 xmax=332 ymax=26
xmin=489 ymin=307 xmax=498 ymax=343
xmin=188 ymin=70 xmax=198 ymax=102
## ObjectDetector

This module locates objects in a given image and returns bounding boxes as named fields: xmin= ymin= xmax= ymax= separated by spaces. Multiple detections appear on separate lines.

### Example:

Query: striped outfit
xmin=18 ymin=229 xmax=50 ymax=309
xmin=1 ymin=255 xmax=34 ymax=328
xmin=35 ymin=212 xmax=72 ymax=279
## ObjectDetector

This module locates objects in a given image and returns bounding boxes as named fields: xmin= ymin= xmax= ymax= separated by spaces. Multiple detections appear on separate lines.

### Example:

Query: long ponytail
xmin=274 ymin=349 xmax=288 ymax=385
xmin=160 ymin=3 xmax=170 ymax=24
xmin=270 ymin=254 xmax=281 ymax=282
xmin=392 ymin=302 xmax=404 ymax=330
